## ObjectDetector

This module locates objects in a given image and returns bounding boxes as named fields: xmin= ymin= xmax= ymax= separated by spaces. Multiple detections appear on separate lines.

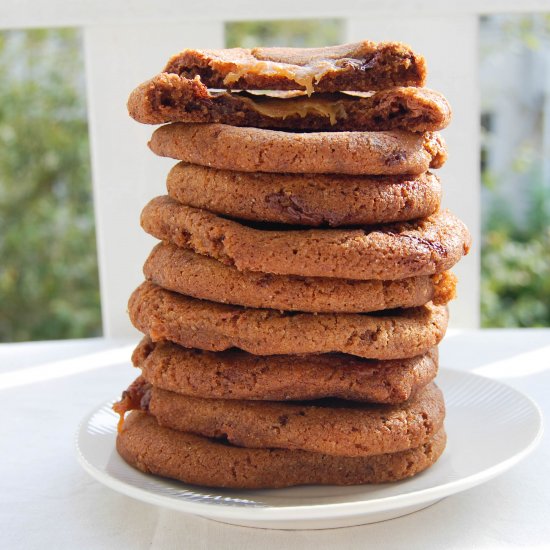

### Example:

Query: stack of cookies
xmin=114 ymin=41 xmax=471 ymax=489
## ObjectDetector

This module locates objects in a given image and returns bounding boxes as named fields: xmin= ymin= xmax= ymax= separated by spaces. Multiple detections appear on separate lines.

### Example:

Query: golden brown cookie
xmin=128 ymin=282 xmax=449 ymax=359
xmin=148 ymin=123 xmax=447 ymax=175
xmin=117 ymin=411 xmax=446 ymax=488
xmin=141 ymin=196 xmax=471 ymax=281
xmin=144 ymin=243 xmax=456 ymax=313
xmin=133 ymin=338 xmax=439 ymax=403
xmin=128 ymin=74 xmax=450 ymax=131
xmin=162 ymin=41 xmax=427 ymax=94
xmin=166 ymin=163 xmax=442 ymax=226
xmin=121 ymin=381 xmax=444 ymax=457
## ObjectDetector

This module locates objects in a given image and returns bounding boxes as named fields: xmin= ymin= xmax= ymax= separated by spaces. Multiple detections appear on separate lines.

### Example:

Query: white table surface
xmin=1 ymin=329 xmax=548 ymax=549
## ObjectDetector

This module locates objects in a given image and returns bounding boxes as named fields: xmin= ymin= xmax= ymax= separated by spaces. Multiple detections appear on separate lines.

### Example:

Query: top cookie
xmin=162 ymin=41 xmax=426 ymax=94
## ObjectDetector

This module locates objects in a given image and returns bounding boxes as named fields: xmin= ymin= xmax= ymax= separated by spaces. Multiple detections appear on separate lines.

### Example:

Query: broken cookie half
xmin=128 ymin=41 xmax=451 ymax=132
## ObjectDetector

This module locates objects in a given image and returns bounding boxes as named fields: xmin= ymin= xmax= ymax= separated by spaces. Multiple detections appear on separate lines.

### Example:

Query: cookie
xmin=128 ymin=282 xmax=449 ymax=359
xmin=162 ymin=41 xmax=426 ymax=94
xmin=117 ymin=412 xmax=446 ymax=488
xmin=120 ymin=381 xmax=444 ymax=457
xmin=133 ymin=338 xmax=439 ymax=403
xmin=144 ymin=243 xmax=456 ymax=313
xmin=141 ymin=197 xmax=471 ymax=280
xmin=128 ymin=74 xmax=451 ymax=132
xmin=166 ymin=163 xmax=442 ymax=226
xmin=148 ymin=123 xmax=446 ymax=175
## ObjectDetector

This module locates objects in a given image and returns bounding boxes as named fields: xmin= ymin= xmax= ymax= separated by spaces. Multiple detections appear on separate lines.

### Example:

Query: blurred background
xmin=0 ymin=14 xmax=549 ymax=342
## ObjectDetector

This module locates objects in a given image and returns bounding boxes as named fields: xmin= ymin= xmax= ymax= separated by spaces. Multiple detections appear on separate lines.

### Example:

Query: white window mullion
xmin=346 ymin=15 xmax=481 ymax=329
xmin=83 ymin=22 xmax=224 ymax=338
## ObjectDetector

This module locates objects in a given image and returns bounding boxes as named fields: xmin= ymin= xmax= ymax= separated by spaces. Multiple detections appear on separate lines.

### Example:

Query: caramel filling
xmin=238 ymin=94 xmax=348 ymax=125
xmin=112 ymin=376 xmax=151 ymax=432
xmin=223 ymin=59 xmax=343 ymax=95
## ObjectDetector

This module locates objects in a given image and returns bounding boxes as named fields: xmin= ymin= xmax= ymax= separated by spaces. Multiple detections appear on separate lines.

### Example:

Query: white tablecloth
xmin=1 ymin=330 xmax=548 ymax=549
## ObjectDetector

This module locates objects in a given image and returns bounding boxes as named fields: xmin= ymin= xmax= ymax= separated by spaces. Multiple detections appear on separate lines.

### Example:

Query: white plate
xmin=76 ymin=369 xmax=543 ymax=530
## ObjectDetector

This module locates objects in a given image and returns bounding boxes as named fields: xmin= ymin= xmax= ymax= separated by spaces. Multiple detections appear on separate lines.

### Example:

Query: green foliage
xmin=0 ymin=29 xmax=101 ymax=341
xmin=481 ymin=181 xmax=550 ymax=327
xmin=500 ymin=13 xmax=550 ymax=50
xmin=480 ymin=14 xmax=550 ymax=328
xmin=226 ymin=19 xmax=343 ymax=48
